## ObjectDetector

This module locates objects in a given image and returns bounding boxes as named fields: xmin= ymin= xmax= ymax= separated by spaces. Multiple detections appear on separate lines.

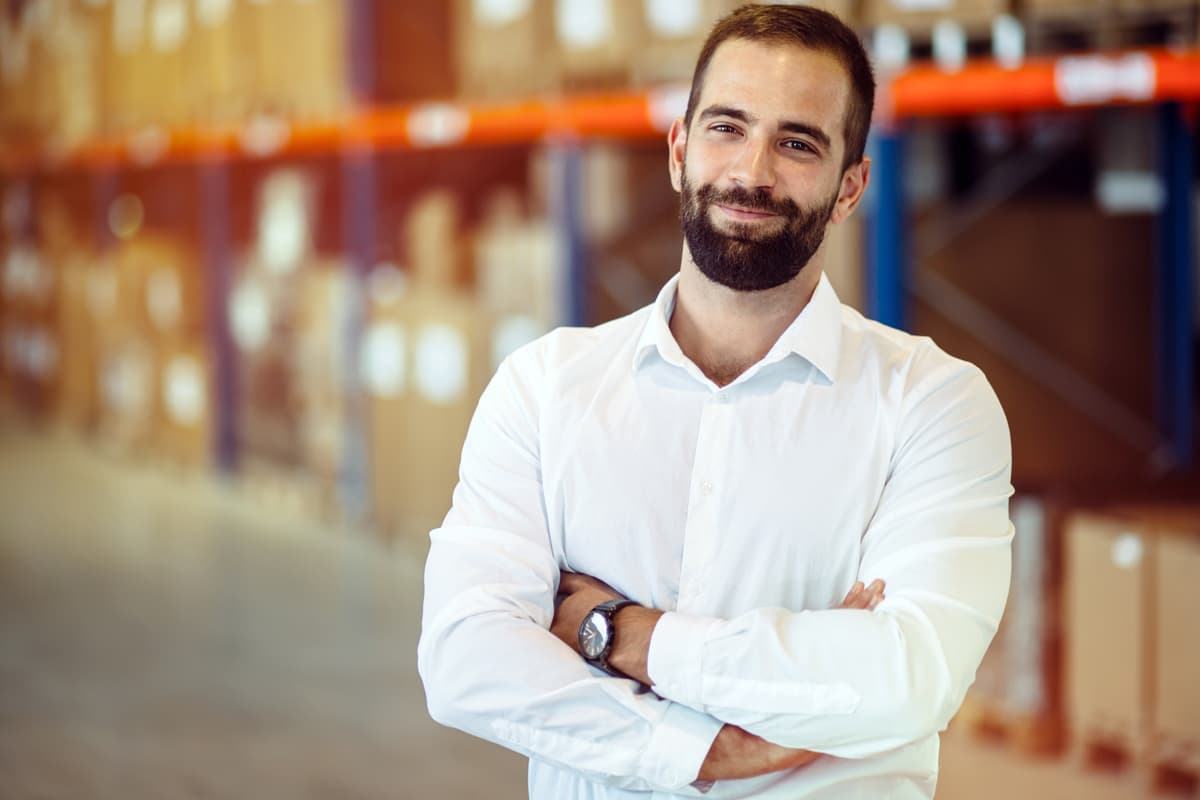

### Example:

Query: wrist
xmin=608 ymin=605 xmax=663 ymax=685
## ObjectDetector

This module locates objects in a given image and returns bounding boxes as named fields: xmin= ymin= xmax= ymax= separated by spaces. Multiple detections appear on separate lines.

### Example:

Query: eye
xmin=710 ymin=123 xmax=740 ymax=135
xmin=783 ymin=139 xmax=817 ymax=154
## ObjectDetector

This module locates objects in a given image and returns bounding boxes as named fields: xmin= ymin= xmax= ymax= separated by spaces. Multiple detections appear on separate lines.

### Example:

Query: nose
xmin=726 ymin=134 xmax=776 ymax=192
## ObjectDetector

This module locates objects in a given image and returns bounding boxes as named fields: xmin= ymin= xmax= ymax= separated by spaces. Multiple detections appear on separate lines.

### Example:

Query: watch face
xmin=580 ymin=610 xmax=611 ymax=659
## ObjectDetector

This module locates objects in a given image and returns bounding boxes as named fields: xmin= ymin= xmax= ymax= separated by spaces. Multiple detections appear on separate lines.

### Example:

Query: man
xmin=419 ymin=4 xmax=1013 ymax=798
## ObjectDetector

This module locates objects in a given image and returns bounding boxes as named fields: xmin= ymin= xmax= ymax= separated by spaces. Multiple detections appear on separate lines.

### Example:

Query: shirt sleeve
xmin=645 ymin=356 xmax=1014 ymax=759
xmin=417 ymin=347 xmax=723 ymax=792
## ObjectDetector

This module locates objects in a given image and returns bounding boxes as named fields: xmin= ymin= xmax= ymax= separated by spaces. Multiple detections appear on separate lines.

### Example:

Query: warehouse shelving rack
xmin=1 ymin=47 xmax=1197 ymax=511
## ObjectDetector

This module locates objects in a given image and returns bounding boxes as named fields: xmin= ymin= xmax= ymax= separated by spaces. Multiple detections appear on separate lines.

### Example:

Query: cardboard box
xmin=862 ymin=0 xmax=1009 ymax=32
xmin=56 ymin=251 xmax=100 ymax=430
xmin=244 ymin=0 xmax=348 ymax=121
xmin=456 ymin=0 xmax=561 ymax=101
xmin=114 ymin=234 xmax=205 ymax=339
xmin=0 ymin=1 xmax=48 ymax=147
xmin=473 ymin=207 xmax=562 ymax=369
xmin=1148 ymin=513 xmax=1200 ymax=767
xmin=294 ymin=261 xmax=349 ymax=508
xmin=188 ymin=0 xmax=252 ymax=126
xmin=1064 ymin=511 xmax=1153 ymax=753
xmin=631 ymin=0 xmax=859 ymax=88
xmin=102 ymin=0 xmax=148 ymax=133
xmin=365 ymin=192 xmax=491 ymax=538
xmin=555 ymin=0 xmax=644 ymax=89
xmin=154 ymin=335 xmax=213 ymax=467
xmin=370 ymin=1 xmax=456 ymax=104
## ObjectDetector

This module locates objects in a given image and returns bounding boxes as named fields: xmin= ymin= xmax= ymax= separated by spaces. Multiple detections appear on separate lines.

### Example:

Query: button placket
xmin=678 ymin=395 xmax=727 ymax=609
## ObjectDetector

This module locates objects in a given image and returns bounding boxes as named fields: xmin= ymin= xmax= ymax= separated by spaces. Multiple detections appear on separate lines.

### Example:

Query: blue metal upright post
xmin=338 ymin=147 xmax=376 ymax=524
xmin=866 ymin=130 xmax=908 ymax=331
xmin=198 ymin=159 xmax=238 ymax=472
xmin=549 ymin=142 xmax=588 ymax=327
xmin=338 ymin=0 xmax=379 ymax=523
xmin=1154 ymin=102 xmax=1195 ymax=469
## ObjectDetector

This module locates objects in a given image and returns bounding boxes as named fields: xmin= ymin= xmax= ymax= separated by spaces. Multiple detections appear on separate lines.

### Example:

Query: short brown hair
xmin=684 ymin=4 xmax=875 ymax=170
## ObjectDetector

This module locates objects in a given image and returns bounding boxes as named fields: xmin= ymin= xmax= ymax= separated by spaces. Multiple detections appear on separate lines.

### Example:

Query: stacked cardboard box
xmin=1065 ymin=511 xmax=1151 ymax=759
xmin=226 ymin=167 xmax=351 ymax=514
xmin=1151 ymin=516 xmax=1200 ymax=777
xmin=473 ymin=187 xmax=564 ymax=370
xmin=230 ymin=168 xmax=318 ymax=472
xmin=365 ymin=191 xmax=491 ymax=539
xmin=1064 ymin=506 xmax=1200 ymax=774
xmin=0 ymin=242 xmax=59 ymax=417
xmin=957 ymin=495 xmax=1063 ymax=753
xmin=0 ymin=1 xmax=45 ymax=149
xmin=862 ymin=0 xmax=1010 ymax=32
xmin=455 ymin=0 xmax=561 ymax=101
xmin=0 ymin=181 xmax=59 ymax=419
xmin=92 ymin=233 xmax=211 ymax=465
xmin=56 ymin=248 xmax=100 ymax=430
xmin=36 ymin=188 xmax=94 ymax=430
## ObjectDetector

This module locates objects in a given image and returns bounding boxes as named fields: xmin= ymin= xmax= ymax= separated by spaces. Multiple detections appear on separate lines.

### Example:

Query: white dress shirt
xmin=418 ymin=273 xmax=1013 ymax=799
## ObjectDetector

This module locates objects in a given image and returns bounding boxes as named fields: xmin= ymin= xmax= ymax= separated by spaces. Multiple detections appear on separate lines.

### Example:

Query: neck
xmin=669 ymin=246 xmax=822 ymax=387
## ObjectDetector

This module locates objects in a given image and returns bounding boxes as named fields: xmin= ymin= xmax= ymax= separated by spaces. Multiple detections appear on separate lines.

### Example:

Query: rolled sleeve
xmin=647 ymin=611 xmax=718 ymax=708
xmin=640 ymin=701 xmax=724 ymax=789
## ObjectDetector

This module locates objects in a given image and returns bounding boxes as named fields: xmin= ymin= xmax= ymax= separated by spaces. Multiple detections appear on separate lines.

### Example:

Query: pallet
xmin=952 ymin=693 xmax=1065 ymax=757
xmin=1067 ymin=728 xmax=1200 ymax=797
xmin=1148 ymin=736 xmax=1200 ymax=796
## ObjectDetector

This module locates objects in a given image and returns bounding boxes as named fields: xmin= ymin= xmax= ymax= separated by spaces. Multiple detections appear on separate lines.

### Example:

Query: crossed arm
xmin=550 ymin=573 xmax=887 ymax=782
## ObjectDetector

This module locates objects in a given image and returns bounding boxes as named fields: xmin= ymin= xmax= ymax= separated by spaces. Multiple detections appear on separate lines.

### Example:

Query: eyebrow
xmin=698 ymin=104 xmax=833 ymax=153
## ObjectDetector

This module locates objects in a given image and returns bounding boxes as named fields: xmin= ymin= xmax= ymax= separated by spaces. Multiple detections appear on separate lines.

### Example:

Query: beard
xmin=680 ymin=171 xmax=839 ymax=292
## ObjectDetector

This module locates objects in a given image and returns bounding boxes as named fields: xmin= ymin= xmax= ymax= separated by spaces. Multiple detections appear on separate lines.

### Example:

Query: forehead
xmin=696 ymin=39 xmax=851 ymax=146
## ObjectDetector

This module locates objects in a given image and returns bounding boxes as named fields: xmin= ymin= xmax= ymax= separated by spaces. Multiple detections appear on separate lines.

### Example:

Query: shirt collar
xmin=632 ymin=272 xmax=844 ymax=383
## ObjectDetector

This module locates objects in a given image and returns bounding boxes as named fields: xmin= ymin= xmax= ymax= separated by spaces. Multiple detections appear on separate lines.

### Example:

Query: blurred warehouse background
xmin=0 ymin=0 xmax=1199 ymax=798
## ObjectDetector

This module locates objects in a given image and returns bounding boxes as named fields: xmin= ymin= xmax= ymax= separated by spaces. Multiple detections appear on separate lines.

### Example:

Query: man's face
xmin=679 ymin=165 xmax=839 ymax=292
xmin=670 ymin=39 xmax=856 ymax=292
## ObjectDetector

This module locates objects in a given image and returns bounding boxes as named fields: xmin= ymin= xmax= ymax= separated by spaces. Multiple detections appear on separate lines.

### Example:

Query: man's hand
xmin=697 ymin=724 xmax=822 ymax=782
xmin=840 ymin=579 xmax=886 ymax=611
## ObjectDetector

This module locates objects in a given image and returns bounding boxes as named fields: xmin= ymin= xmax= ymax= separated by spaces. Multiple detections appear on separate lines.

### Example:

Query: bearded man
xmin=419 ymin=5 xmax=1013 ymax=798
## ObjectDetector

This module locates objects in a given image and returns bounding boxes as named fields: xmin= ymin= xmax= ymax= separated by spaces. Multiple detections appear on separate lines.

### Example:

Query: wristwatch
xmin=578 ymin=598 xmax=638 ymax=677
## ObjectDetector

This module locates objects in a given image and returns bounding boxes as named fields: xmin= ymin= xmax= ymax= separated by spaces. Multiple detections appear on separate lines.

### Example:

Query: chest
xmin=540 ymin=377 xmax=894 ymax=614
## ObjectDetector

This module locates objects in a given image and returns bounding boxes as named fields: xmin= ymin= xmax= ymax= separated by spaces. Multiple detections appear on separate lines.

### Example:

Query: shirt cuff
xmin=639 ymin=700 xmax=723 ymax=790
xmin=647 ymin=611 xmax=720 ymax=708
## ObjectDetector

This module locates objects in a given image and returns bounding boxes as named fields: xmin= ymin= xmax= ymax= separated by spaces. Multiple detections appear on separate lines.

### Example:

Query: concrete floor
xmin=0 ymin=424 xmax=1167 ymax=799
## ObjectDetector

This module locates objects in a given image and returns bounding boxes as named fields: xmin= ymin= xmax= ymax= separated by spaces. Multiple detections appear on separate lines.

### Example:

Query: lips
xmin=715 ymin=204 xmax=780 ymax=221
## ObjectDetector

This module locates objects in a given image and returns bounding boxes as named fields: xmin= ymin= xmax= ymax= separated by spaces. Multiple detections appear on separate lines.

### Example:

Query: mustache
xmin=694 ymin=183 xmax=800 ymax=218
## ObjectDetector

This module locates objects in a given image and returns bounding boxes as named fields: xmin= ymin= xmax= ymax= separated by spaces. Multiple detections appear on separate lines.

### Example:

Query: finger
xmin=842 ymin=585 xmax=872 ymax=609
xmin=869 ymin=593 xmax=884 ymax=610
xmin=841 ymin=581 xmax=864 ymax=605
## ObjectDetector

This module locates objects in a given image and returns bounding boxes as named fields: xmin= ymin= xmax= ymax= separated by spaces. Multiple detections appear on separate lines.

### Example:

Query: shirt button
xmin=701 ymin=481 xmax=713 ymax=495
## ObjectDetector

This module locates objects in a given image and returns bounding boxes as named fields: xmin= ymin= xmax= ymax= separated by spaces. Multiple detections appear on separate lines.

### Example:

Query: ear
xmin=830 ymin=157 xmax=870 ymax=224
xmin=667 ymin=117 xmax=687 ymax=193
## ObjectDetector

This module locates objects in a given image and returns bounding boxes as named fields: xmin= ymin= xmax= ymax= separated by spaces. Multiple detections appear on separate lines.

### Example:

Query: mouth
xmin=714 ymin=204 xmax=780 ymax=222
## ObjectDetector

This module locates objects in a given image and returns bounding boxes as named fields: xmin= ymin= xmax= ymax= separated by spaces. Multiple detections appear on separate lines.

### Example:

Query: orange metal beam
xmin=2 ymin=48 xmax=1198 ymax=173
xmin=891 ymin=48 xmax=1200 ymax=118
